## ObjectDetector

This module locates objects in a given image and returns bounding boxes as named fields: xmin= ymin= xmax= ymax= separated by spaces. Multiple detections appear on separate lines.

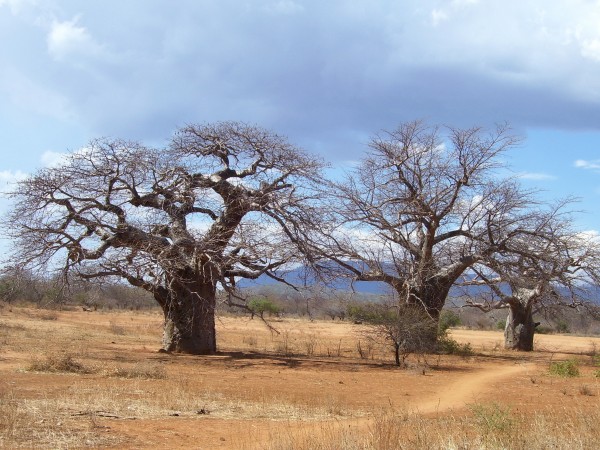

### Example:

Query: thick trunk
xmin=504 ymin=303 xmax=534 ymax=351
xmin=160 ymin=279 xmax=217 ymax=354
xmin=394 ymin=343 xmax=401 ymax=366
xmin=395 ymin=283 xmax=448 ymax=347
xmin=405 ymin=283 xmax=448 ymax=322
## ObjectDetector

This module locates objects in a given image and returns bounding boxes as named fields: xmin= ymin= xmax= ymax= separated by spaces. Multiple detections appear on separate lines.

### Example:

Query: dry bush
xmin=38 ymin=311 xmax=59 ymax=321
xmin=27 ymin=352 xmax=95 ymax=374
xmin=243 ymin=335 xmax=258 ymax=347
xmin=104 ymin=362 xmax=167 ymax=380
xmin=275 ymin=330 xmax=295 ymax=356
xmin=301 ymin=333 xmax=318 ymax=356
xmin=579 ymin=385 xmax=595 ymax=396
xmin=108 ymin=320 xmax=127 ymax=335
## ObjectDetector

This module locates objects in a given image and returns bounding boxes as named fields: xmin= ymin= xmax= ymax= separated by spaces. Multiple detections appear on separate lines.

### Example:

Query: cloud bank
xmin=1 ymin=0 xmax=600 ymax=161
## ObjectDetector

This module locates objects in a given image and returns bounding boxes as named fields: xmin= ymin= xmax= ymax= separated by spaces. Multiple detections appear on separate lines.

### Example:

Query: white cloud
xmin=41 ymin=150 xmax=69 ymax=168
xmin=431 ymin=9 xmax=448 ymax=27
xmin=264 ymin=1 xmax=304 ymax=15
xmin=452 ymin=0 xmax=479 ymax=5
xmin=0 ymin=0 xmax=35 ymax=15
xmin=574 ymin=159 xmax=600 ymax=170
xmin=517 ymin=172 xmax=556 ymax=181
xmin=580 ymin=39 xmax=600 ymax=62
xmin=47 ymin=17 xmax=107 ymax=62
xmin=0 ymin=170 xmax=27 ymax=193
xmin=0 ymin=68 xmax=73 ymax=120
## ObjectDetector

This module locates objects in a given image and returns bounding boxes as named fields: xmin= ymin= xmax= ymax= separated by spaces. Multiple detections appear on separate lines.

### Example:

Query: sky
xmin=2 ymin=0 xmax=600 ymax=242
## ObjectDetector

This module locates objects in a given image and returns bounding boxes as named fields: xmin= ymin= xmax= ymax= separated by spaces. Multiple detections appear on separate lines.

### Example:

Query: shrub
xmin=579 ymin=385 xmax=594 ymax=396
xmin=27 ymin=353 xmax=94 ymax=374
xmin=248 ymin=297 xmax=280 ymax=319
xmin=356 ymin=303 xmax=439 ymax=366
xmin=549 ymin=359 xmax=579 ymax=377
xmin=555 ymin=320 xmax=570 ymax=334
xmin=438 ymin=310 xmax=461 ymax=332
xmin=495 ymin=319 xmax=506 ymax=330
xmin=438 ymin=336 xmax=474 ymax=357
xmin=469 ymin=402 xmax=514 ymax=435
xmin=108 ymin=320 xmax=127 ymax=335
xmin=105 ymin=363 xmax=167 ymax=379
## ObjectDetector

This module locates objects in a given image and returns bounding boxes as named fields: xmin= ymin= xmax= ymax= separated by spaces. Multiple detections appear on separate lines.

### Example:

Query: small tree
xmin=350 ymin=302 xmax=438 ymax=366
xmin=248 ymin=297 xmax=280 ymax=319
xmin=4 ymin=122 xmax=323 ymax=354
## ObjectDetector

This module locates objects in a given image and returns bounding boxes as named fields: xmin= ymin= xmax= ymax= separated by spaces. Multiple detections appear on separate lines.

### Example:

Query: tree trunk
xmin=403 ymin=283 xmax=448 ymax=341
xmin=394 ymin=343 xmax=401 ymax=366
xmin=406 ymin=283 xmax=449 ymax=320
xmin=504 ymin=303 xmax=534 ymax=351
xmin=160 ymin=279 xmax=217 ymax=354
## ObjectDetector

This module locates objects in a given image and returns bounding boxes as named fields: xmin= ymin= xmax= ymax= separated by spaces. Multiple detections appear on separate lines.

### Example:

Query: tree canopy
xmin=5 ymin=122 xmax=324 ymax=353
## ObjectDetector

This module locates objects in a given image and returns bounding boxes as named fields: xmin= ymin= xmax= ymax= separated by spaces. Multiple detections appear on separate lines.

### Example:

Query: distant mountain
xmin=237 ymin=264 xmax=391 ymax=295
xmin=237 ymin=265 xmax=600 ymax=305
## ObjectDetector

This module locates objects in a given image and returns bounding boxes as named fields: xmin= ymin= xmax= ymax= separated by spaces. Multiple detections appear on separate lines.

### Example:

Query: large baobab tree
xmin=461 ymin=200 xmax=600 ymax=350
xmin=312 ymin=120 xmax=522 ymax=323
xmin=5 ymin=122 xmax=323 ymax=354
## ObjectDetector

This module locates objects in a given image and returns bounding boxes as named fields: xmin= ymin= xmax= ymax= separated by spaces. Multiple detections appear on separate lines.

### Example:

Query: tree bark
xmin=504 ymin=302 xmax=535 ymax=351
xmin=406 ymin=282 xmax=451 ymax=320
xmin=160 ymin=278 xmax=217 ymax=354
xmin=394 ymin=343 xmax=401 ymax=366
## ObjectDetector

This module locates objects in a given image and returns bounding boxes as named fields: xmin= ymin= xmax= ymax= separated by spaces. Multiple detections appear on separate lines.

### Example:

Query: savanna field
xmin=1 ymin=304 xmax=600 ymax=449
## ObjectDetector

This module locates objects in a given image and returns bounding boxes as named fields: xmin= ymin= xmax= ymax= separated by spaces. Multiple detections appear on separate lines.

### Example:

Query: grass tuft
xmin=579 ymin=385 xmax=595 ymax=396
xmin=469 ymin=402 xmax=514 ymax=435
xmin=549 ymin=359 xmax=580 ymax=377
xmin=27 ymin=352 xmax=95 ymax=374
xmin=105 ymin=362 xmax=167 ymax=379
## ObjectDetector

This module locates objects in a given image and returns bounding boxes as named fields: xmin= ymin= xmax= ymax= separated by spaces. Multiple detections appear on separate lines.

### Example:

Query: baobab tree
xmin=4 ymin=122 xmax=323 ymax=354
xmin=460 ymin=199 xmax=600 ymax=350
xmin=311 ymin=120 xmax=522 ymax=325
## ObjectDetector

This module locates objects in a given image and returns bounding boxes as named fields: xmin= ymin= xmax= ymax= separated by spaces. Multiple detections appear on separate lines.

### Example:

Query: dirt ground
xmin=1 ymin=305 xmax=599 ymax=449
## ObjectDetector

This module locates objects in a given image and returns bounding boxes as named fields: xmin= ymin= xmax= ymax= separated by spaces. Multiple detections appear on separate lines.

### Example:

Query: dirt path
xmin=246 ymin=360 xmax=532 ymax=449
xmin=416 ymin=361 xmax=530 ymax=414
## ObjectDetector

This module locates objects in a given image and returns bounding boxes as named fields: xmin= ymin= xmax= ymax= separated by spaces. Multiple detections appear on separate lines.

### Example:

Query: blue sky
xmin=2 ymin=0 xmax=600 ymax=240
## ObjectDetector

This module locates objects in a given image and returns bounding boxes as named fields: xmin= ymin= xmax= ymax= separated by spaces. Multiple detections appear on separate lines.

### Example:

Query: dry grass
xmin=260 ymin=405 xmax=600 ymax=450
xmin=27 ymin=352 xmax=96 ymax=374
xmin=2 ymin=306 xmax=600 ymax=449
xmin=103 ymin=362 xmax=167 ymax=380
xmin=0 ymin=389 xmax=123 ymax=448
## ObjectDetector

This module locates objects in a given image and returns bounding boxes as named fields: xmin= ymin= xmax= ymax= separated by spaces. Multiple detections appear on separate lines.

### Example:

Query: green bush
xmin=248 ymin=297 xmax=280 ymax=319
xmin=495 ymin=319 xmax=506 ymax=330
xmin=438 ymin=310 xmax=461 ymax=333
xmin=536 ymin=325 xmax=553 ymax=334
xmin=469 ymin=402 xmax=514 ymax=435
xmin=438 ymin=336 xmax=474 ymax=357
xmin=555 ymin=320 xmax=570 ymax=334
xmin=549 ymin=359 xmax=579 ymax=377
xmin=346 ymin=303 xmax=390 ymax=323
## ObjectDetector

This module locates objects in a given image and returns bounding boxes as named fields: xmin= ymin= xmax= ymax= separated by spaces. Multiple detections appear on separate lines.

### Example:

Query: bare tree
xmin=4 ymin=122 xmax=323 ymax=354
xmin=350 ymin=301 xmax=438 ymax=366
xmin=312 ymin=120 xmax=522 ymax=328
xmin=460 ymin=200 xmax=600 ymax=350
